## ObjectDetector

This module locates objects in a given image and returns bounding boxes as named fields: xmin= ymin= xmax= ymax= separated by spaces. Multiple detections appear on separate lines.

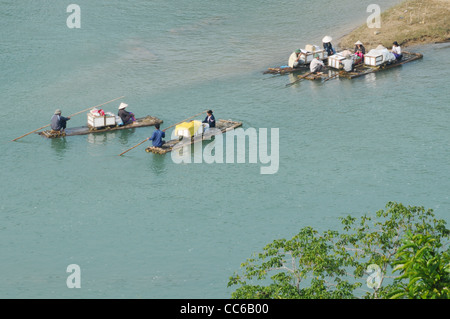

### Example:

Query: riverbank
xmin=338 ymin=0 xmax=450 ymax=50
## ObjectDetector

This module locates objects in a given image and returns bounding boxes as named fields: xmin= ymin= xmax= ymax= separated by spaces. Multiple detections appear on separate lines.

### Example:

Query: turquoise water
xmin=1 ymin=0 xmax=449 ymax=298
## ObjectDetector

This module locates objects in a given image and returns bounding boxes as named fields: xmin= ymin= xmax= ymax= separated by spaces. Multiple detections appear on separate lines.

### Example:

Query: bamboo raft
xmin=145 ymin=119 xmax=243 ymax=154
xmin=284 ymin=51 xmax=423 ymax=82
xmin=264 ymin=64 xmax=310 ymax=75
xmin=38 ymin=115 xmax=163 ymax=138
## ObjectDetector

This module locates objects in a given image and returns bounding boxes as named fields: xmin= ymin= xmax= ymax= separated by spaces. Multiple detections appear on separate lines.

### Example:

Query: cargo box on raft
xmin=87 ymin=113 xmax=116 ymax=128
xmin=174 ymin=120 xmax=205 ymax=138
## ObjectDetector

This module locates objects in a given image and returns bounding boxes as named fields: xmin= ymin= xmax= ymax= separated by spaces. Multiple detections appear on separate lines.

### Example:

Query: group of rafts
xmin=265 ymin=36 xmax=423 ymax=83
xmin=17 ymin=36 xmax=422 ymax=154
xmin=22 ymin=100 xmax=242 ymax=156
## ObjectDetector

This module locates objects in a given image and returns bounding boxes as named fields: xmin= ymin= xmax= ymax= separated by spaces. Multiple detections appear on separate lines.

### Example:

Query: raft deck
xmin=38 ymin=115 xmax=163 ymax=138
xmin=264 ymin=64 xmax=309 ymax=75
xmin=146 ymin=119 xmax=242 ymax=154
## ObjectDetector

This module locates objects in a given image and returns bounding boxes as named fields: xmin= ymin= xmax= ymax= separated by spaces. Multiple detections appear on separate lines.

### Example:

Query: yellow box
xmin=175 ymin=120 xmax=203 ymax=138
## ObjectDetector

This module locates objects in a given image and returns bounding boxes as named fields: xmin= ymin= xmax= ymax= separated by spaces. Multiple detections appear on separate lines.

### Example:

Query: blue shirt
xmin=149 ymin=129 xmax=165 ymax=147
xmin=202 ymin=114 xmax=215 ymax=128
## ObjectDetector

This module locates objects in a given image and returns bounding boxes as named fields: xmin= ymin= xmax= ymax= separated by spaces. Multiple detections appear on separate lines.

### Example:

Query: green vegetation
xmin=339 ymin=0 xmax=450 ymax=50
xmin=228 ymin=202 xmax=449 ymax=299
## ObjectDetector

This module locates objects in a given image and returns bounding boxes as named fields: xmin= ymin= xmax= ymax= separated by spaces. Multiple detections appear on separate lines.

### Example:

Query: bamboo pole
xmin=118 ymin=109 xmax=210 ymax=156
xmin=11 ymin=96 xmax=125 ymax=142
xmin=285 ymin=72 xmax=313 ymax=87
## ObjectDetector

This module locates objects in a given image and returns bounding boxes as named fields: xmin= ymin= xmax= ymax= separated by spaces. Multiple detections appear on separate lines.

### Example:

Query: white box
xmin=302 ymin=49 xmax=326 ymax=64
xmin=365 ymin=54 xmax=383 ymax=66
xmin=328 ymin=55 xmax=345 ymax=69
xmin=87 ymin=113 xmax=116 ymax=128
xmin=105 ymin=116 xmax=116 ymax=126
xmin=305 ymin=44 xmax=315 ymax=52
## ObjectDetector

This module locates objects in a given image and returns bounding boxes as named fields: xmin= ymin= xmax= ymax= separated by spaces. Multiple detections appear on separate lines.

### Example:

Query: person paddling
xmin=148 ymin=123 xmax=166 ymax=147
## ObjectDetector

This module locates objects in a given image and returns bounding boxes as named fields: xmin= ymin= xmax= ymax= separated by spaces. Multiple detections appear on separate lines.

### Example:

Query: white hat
xmin=118 ymin=102 xmax=128 ymax=110
xmin=322 ymin=36 xmax=332 ymax=43
xmin=355 ymin=40 xmax=363 ymax=45
xmin=54 ymin=109 xmax=61 ymax=115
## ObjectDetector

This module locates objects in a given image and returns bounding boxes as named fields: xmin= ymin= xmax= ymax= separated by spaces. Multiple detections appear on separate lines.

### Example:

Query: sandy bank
xmin=338 ymin=0 xmax=450 ymax=50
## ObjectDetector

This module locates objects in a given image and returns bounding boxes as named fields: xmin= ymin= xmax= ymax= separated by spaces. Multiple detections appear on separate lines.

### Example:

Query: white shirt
xmin=310 ymin=58 xmax=324 ymax=72
xmin=392 ymin=45 xmax=401 ymax=55
xmin=288 ymin=52 xmax=297 ymax=68
xmin=288 ymin=50 xmax=307 ymax=67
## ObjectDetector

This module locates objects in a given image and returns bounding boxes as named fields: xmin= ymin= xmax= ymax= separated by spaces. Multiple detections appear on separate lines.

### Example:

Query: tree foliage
xmin=389 ymin=232 xmax=450 ymax=299
xmin=228 ymin=202 xmax=449 ymax=299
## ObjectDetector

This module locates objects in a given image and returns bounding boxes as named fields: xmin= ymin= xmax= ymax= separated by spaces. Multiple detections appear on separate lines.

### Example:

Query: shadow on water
xmin=50 ymin=137 xmax=69 ymax=158
xmin=86 ymin=131 xmax=121 ymax=145
xmin=84 ymin=128 xmax=139 ymax=145
xmin=116 ymin=128 xmax=138 ymax=145
xmin=146 ymin=151 xmax=167 ymax=175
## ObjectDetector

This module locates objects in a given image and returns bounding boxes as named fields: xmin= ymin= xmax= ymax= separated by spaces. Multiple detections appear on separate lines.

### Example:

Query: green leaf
xmin=392 ymin=264 xmax=405 ymax=273
xmin=389 ymin=291 xmax=406 ymax=299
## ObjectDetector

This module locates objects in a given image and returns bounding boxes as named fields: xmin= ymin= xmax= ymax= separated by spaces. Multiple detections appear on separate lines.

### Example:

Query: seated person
xmin=354 ymin=40 xmax=366 ymax=55
xmin=341 ymin=59 xmax=354 ymax=72
xmin=310 ymin=54 xmax=325 ymax=73
xmin=202 ymin=110 xmax=215 ymax=128
xmin=118 ymin=102 xmax=136 ymax=125
xmin=288 ymin=49 xmax=305 ymax=68
xmin=354 ymin=40 xmax=365 ymax=63
xmin=51 ymin=109 xmax=70 ymax=132
xmin=391 ymin=41 xmax=402 ymax=61
xmin=148 ymin=123 xmax=166 ymax=147
xmin=322 ymin=36 xmax=336 ymax=56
